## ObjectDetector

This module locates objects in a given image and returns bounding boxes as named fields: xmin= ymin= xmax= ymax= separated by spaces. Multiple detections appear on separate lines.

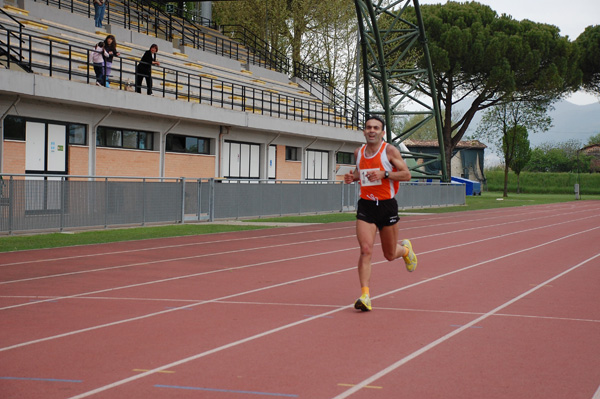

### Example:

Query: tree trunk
xmin=503 ymin=163 xmax=509 ymax=197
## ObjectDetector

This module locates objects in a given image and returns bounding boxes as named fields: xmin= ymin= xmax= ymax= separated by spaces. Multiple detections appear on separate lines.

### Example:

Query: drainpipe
xmin=0 ymin=95 xmax=21 ymax=173
xmin=91 ymin=109 xmax=112 ymax=178
xmin=333 ymin=141 xmax=346 ymax=178
xmin=160 ymin=119 xmax=181 ymax=179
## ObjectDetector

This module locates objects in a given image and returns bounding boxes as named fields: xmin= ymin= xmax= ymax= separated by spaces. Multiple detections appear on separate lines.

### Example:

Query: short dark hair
xmin=150 ymin=44 xmax=158 ymax=51
xmin=365 ymin=115 xmax=385 ymax=131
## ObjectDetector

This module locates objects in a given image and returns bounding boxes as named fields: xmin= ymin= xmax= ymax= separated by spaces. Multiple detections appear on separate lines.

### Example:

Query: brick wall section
xmin=68 ymin=145 xmax=89 ymax=175
xmin=3 ymin=141 xmax=25 ymax=174
xmin=165 ymin=153 xmax=216 ymax=178
xmin=96 ymin=148 xmax=160 ymax=177
xmin=275 ymin=145 xmax=302 ymax=180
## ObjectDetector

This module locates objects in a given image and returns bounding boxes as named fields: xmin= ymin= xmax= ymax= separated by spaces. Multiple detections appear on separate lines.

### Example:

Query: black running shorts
xmin=356 ymin=198 xmax=399 ymax=230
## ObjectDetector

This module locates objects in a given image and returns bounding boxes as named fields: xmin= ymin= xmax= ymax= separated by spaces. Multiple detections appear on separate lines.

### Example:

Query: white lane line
xmin=59 ymin=227 xmax=600 ymax=398
xmin=331 ymin=251 xmax=600 ymax=399
xmin=0 ymin=225 xmax=353 ymax=267
xmin=0 ymin=234 xmax=355 ymax=286
xmin=3 ymin=296 xmax=599 ymax=324
xmin=3 ymin=208 xmax=597 ymax=287
xmin=1 ymin=211 xmax=594 ymax=312
xmin=0 ymin=244 xmax=355 ymax=312
xmin=592 ymin=383 xmax=600 ymax=399
xmin=0 ymin=249 xmax=357 ymax=352
xmin=1 ymin=203 xmax=592 ymax=269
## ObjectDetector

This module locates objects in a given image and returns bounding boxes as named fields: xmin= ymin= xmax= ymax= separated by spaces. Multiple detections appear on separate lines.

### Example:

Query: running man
xmin=344 ymin=115 xmax=418 ymax=311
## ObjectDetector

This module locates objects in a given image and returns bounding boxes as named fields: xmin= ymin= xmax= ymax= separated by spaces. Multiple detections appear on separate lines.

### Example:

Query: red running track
xmin=1 ymin=201 xmax=600 ymax=399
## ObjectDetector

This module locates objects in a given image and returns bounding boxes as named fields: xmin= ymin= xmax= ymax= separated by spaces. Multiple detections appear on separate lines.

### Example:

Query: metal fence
xmin=0 ymin=174 xmax=465 ymax=234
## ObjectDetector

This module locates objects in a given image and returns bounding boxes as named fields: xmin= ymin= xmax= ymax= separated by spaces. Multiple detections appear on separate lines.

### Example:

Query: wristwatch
xmin=384 ymin=171 xmax=389 ymax=179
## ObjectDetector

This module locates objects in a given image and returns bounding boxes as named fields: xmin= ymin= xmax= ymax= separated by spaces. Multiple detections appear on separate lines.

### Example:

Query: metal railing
xmin=29 ymin=0 xmax=330 ymax=84
xmin=0 ymin=27 xmax=364 ymax=128
xmin=0 ymin=174 xmax=465 ymax=235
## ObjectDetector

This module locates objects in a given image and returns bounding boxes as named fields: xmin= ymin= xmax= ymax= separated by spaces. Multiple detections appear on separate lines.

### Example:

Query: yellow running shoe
xmin=401 ymin=239 xmax=417 ymax=272
xmin=354 ymin=294 xmax=372 ymax=311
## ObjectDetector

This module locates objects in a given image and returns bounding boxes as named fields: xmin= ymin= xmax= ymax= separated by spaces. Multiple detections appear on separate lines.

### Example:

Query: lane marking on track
xmin=450 ymin=325 xmax=482 ymax=329
xmin=2 ymin=221 xmax=599 ymax=352
xmin=0 ymin=246 xmax=355 ymax=311
xmin=154 ymin=384 xmax=298 ymax=397
xmin=0 ymin=376 xmax=82 ymax=383
xmin=132 ymin=369 xmax=174 ymax=374
xmin=2 ymin=209 xmax=597 ymax=289
xmin=0 ymin=226 xmax=354 ymax=267
xmin=337 ymin=383 xmax=382 ymax=389
xmin=331 ymin=251 xmax=600 ymax=399
xmin=4 ymin=295 xmax=600 ymax=324
xmin=1 ymin=203 xmax=594 ymax=269
xmin=592 ymin=383 xmax=600 ymax=399
xmin=0 ymin=235 xmax=355 ymax=285
xmin=60 ymin=227 xmax=600 ymax=399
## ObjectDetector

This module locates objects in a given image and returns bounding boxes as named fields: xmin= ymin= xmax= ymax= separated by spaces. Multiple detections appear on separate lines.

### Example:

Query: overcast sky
xmin=417 ymin=0 xmax=600 ymax=105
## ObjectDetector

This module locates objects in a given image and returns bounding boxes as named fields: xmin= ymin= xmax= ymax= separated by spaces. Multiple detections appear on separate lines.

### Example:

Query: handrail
xmin=0 ymin=7 xmax=25 ymax=65
xmin=28 ymin=0 xmax=331 ymax=86
xmin=0 ymin=27 xmax=365 ymax=130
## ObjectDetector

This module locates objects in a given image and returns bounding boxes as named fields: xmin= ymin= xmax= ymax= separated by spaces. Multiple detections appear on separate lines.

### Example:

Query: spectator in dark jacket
xmin=135 ymin=44 xmax=159 ymax=95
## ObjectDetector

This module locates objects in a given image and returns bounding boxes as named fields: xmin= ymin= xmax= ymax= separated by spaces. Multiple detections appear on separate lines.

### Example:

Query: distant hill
xmin=460 ymin=99 xmax=600 ymax=167
xmin=466 ymin=99 xmax=600 ymax=147
xmin=534 ymin=101 xmax=600 ymax=146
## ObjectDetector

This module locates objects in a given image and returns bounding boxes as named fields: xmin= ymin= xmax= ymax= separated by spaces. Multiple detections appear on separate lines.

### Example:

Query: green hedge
xmin=485 ymin=171 xmax=600 ymax=195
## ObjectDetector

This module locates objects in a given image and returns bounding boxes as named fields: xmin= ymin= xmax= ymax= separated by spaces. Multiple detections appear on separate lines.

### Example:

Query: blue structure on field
xmin=451 ymin=176 xmax=481 ymax=196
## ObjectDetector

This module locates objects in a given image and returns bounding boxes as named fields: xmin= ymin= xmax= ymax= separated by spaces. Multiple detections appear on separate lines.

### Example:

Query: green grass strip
xmin=1 ymin=192 xmax=598 ymax=252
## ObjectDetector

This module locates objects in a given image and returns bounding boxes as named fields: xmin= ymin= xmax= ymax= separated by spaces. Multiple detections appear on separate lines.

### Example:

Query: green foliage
xmin=212 ymin=0 xmax=357 ymax=90
xmin=505 ymin=125 xmax=531 ymax=177
xmin=401 ymin=2 xmax=581 ymax=179
xmin=587 ymin=132 xmax=600 ymax=146
xmin=485 ymin=171 xmax=600 ymax=195
xmin=576 ymin=25 xmax=600 ymax=94
xmin=525 ymin=140 xmax=593 ymax=172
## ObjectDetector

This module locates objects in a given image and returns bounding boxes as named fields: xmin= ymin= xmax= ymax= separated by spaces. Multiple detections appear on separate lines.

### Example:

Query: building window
xmin=68 ymin=124 xmax=87 ymax=145
xmin=166 ymin=134 xmax=210 ymax=154
xmin=286 ymin=146 xmax=300 ymax=161
xmin=97 ymin=127 xmax=153 ymax=150
xmin=3 ymin=116 xmax=26 ymax=140
xmin=3 ymin=116 xmax=86 ymax=145
xmin=336 ymin=151 xmax=355 ymax=165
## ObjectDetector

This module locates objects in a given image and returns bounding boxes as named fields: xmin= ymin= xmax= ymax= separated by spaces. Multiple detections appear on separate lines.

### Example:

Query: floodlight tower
xmin=354 ymin=0 xmax=448 ymax=181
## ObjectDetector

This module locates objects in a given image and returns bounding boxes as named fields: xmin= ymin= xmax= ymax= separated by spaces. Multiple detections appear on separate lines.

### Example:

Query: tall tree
xmin=504 ymin=125 xmax=531 ymax=194
xmin=475 ymin=100 xmax=552 ymax=196
xmin=400 ymin=2 xmax=580 ymax=178
xmin=576 ymin=25 xmax=600 ymax=96
xmin=213 ymin=0 xmax=357 ymax=92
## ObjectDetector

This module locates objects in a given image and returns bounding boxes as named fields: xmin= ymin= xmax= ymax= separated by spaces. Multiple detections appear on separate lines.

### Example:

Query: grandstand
xmin=0 ymin=0 xmax=364 ymax=180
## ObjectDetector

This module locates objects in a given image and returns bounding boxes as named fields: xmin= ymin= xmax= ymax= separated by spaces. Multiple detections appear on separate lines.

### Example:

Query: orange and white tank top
xmin=356 ymin=141 xmax=399 ymax=201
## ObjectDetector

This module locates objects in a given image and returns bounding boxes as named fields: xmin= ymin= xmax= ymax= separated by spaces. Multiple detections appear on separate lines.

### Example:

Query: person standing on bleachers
xmin=103 ymin=35 xmax=120 ymax=88
xmin=93 ymin=0 xmax=106 ymax=28
xmin=91 ymin=41 xmax=109 ymax=86
xmin=135 ymin=44 xmax=159 ymax=95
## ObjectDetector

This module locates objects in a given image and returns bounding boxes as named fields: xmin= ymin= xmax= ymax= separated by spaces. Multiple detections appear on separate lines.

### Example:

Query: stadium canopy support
xmin=354 ymin=0 xmax=448 ymax=181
